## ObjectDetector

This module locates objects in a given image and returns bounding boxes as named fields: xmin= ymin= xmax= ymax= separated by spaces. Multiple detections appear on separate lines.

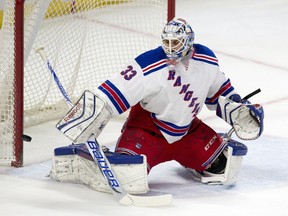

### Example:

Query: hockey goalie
xmin=50 ymin=18 xmax=264 ymax=194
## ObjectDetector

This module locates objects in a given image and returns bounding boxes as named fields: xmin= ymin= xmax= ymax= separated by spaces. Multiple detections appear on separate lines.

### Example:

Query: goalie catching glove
xmin=217 ymin=96 xmax=264 ymax=140
xmin=56 ymin=90 xmax=113 ymax=144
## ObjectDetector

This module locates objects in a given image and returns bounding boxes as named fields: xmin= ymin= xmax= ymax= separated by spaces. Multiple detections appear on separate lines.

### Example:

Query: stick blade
xmin=119 ymin=193 xmax=173 ymax=207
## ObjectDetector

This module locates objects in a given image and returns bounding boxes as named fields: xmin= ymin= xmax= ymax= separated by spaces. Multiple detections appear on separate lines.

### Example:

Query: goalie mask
xmin=161 ymin=18 xmax=195 ymax=61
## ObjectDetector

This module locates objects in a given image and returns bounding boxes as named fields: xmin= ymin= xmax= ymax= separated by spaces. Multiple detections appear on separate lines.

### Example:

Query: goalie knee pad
xmin=189 ymin=138 xmax=248 ymax=185
xmin=49 ymin=144 xmax=149 ymax=194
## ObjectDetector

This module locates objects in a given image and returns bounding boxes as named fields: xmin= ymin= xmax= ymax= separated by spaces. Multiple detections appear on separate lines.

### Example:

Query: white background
xmin=1 ymin=0 xmax=288 ymax=215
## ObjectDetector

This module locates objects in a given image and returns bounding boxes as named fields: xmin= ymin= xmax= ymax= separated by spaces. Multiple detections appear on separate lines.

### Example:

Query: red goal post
xmin=0 ymin=0 xmax=175 ymax=167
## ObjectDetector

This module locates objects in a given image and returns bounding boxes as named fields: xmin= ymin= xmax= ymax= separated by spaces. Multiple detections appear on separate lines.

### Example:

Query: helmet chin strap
xmin=166 ymin=47 xmax=193 ymax=67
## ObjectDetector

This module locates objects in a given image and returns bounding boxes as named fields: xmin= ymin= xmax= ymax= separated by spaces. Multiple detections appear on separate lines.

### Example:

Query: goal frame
xmin=13 ymin=0 xmax=25 ymax=167
xmin=9 ymin=0 xmax=175 ymax=167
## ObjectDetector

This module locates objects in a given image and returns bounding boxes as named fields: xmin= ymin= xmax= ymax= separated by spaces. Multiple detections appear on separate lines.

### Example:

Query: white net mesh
xmin=0 ymin=0 xmax=18 ymax=165
xmin=0 ymin=0 xmax=169 ymax=166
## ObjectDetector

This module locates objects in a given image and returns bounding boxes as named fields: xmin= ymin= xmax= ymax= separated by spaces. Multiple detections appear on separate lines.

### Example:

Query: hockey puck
xmin=22 ymin=134 xmax=32 ymax=142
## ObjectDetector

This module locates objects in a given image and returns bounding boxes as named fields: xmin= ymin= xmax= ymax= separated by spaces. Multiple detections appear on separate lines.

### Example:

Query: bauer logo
xmin=64 ymin=103 xmax=82 ymax=122
xmin=87 ymin=140 xmax=121 ymax=191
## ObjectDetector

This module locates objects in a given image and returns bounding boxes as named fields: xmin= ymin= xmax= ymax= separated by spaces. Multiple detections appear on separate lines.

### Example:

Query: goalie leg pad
xmin=49 ymin=144 xmax=149 ymax=194
xmin=189 ymin=139 xmax=248 ymax=185
xmin=56 ymin=90 xmax=113 ymax=144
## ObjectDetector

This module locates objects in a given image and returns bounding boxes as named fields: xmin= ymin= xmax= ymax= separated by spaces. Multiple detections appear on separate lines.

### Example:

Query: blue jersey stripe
xmin=98 ymin=80 xmax=130 ymax=114
xmin=192 ymin=57 xmax=219 ymax=66
xmin=192 ymin=44 xmax=219 ymax=66
xmin=143 ymin=64 xmax=167 ymax=76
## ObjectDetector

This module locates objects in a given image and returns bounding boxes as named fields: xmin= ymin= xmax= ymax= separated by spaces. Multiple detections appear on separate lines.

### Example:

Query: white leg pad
xmin=201 ymin=146 xmax=243 ymax=185
xmin=190 ymin=146 xmax=244 ymax=185
xmin=49 ymin=149 xmax=149 ymax=194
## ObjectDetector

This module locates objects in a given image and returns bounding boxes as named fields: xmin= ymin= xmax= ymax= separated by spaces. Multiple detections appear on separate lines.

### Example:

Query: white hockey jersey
xmin=96 ymin=44 xmax=237 ymax=144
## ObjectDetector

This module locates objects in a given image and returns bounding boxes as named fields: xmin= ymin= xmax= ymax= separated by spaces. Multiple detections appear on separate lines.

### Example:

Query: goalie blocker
xmin=56 ymin=90 xmax=113 ymax=144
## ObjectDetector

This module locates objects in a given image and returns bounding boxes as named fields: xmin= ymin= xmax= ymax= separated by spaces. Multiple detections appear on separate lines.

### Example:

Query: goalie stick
xmin=35 ymin=47 xmax=172 ymax=207
xmin=241 ymin=88 xmax=261 ymax=101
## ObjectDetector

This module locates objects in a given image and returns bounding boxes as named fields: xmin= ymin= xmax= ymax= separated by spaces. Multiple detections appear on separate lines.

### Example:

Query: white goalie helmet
xmin=161 ymin=18 xmax=195 ymax=60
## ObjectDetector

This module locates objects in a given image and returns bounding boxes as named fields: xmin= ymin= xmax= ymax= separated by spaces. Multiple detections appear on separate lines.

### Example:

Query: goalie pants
xmin=115 ymin=103 xmax=226 ymax=172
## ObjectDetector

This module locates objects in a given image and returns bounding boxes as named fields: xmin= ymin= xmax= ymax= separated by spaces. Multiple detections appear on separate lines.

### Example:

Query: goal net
xmin=0 ymin=0 xmax=175 ymax=167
